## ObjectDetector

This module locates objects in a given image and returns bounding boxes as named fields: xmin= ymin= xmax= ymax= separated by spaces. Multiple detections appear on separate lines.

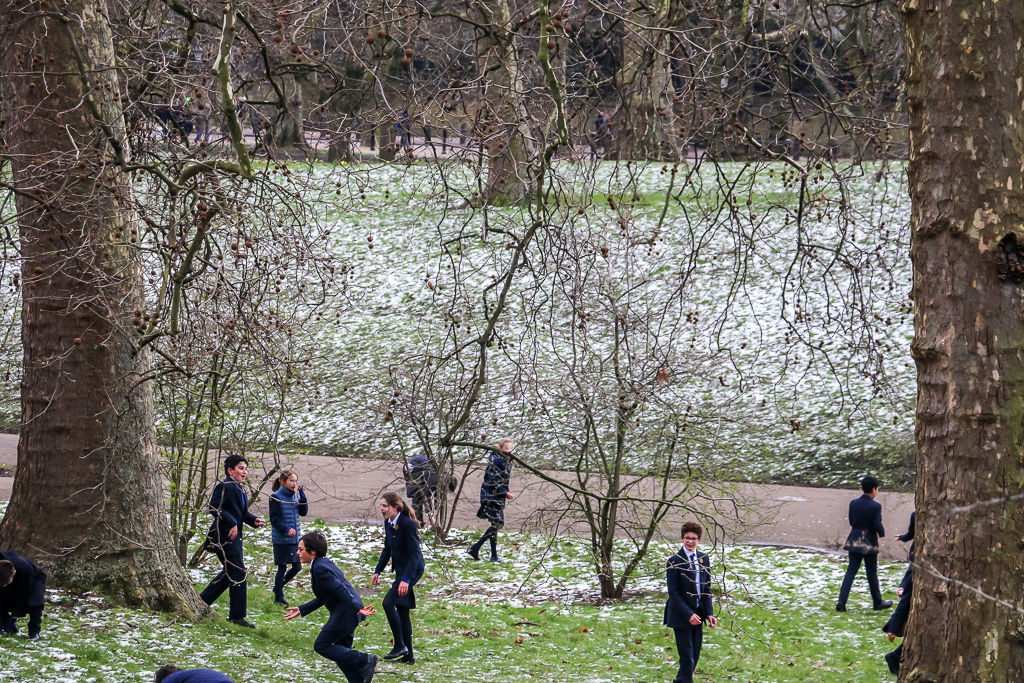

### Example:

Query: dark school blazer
xmin=374 ymin=513 xmax=425 ymax=585
xmin=664 ymin=548 xmax=713 ymax=629
xmin=207 ymin=477 xmax=259 ymax=548
xmin=298 ymin=556 xmax=366 ymax=634
xmin=0 ymin=550 xmax=46 ymax=612
xmin=843 ymin=494 xmax=885 ymax=555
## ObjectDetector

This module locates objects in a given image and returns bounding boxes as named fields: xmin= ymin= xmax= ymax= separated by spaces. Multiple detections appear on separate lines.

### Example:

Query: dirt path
xmin=0 ymin=433 xmax=915 ymax=561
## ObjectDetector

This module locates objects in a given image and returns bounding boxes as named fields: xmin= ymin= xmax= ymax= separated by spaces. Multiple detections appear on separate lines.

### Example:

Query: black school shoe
xmin=873 ymin=600 xmax=894 ymax=610
xmin=362 ymin=654 xmax=379 ymax=683
xmin=384 ymin=646 xmax=409 ymax=660
xmin=227 ymin=617 xmax=256 ymax=628
xmin=884 ymin=650 xmax=900 ymax=675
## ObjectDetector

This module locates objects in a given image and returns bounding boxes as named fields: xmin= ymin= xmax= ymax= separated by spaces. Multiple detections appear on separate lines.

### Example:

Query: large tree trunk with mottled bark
xmin=608 ymin=0 xmax=679 ymax=162
xmin=0 ymin=0 xmax=208 ymax=616
xmin=901 ymin=3 xmax=1024 ymax=681
xmin=470 ymin=0 xmax=534 ymax=206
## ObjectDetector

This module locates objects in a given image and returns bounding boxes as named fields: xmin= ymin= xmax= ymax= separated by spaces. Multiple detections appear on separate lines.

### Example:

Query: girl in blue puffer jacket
xmin=268 ymin=469 xmax=308 ymax=606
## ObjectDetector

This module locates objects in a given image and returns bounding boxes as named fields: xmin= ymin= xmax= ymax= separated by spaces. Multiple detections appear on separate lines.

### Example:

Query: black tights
xmin=382 ymin=591 xmax=413 ymax=654
xmin=274 ymin=562 xmax=301 ymax=599
xmin=472 ymin=524 xmax=501 ymax=558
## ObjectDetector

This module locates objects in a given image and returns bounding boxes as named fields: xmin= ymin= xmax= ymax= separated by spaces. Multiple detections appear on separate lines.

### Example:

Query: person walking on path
xmin=467 ymin=439 xmax=515 ymax=562
xmin=284 ymin=531 xmax=378 ymax=683
xmin=0 ymin=549 xmax=46 ymax=639
xmin=199 ymin=454 xmax=266 ymax=628
xmin=836 ymin=475 xmax=893 ymax=612
xmin=269 ymin=469 xmax=308 ymax=606
xmin=403 ymin=454 xmax=455 ymax=526
xmin=664 ymin=521 xmax=717 ymax=683
xmin=372 ymin=492 xmax=424 ymax=664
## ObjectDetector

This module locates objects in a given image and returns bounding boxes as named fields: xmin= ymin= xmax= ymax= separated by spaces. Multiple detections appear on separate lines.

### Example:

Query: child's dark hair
xmin=300 ymin=530 xmax=328 ymax=557
xmin=861 ymin=476 xmax=880 ymax=493
xmin=224 ymin=454 xmax=247 ymax=476
xmin=272 ymin=469 xmax=296 ymax=492
xmin=0 ymin=560 xmax=14 ymax=587
xmin=680 ymin=521 xmax=704 ymax=540
xmin=154 ymin=665 xmax=183 ymax=683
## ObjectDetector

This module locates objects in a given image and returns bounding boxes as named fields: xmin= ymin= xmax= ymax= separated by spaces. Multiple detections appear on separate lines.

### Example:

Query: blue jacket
xmin=374 ymin=513 xmax=425 ymax=585
xmin=843 ymin=494 xmax=885 ymax=555
xmin=207 ymin=477 xmax=259 ymax=547
xmin=298 ymin=556 xmax=365 ymax=634
xmin=269 ymin=487 xmax=308 ymax=545
xmin=163 ymin=670 xmax=236 ymax=683
xmin=0 ymin=550 xmax=46 ymax=612
xmin=480 ymin=451 xmax=511 ymax=504
xmin=664 ymin=548 xmax=714 ymax=629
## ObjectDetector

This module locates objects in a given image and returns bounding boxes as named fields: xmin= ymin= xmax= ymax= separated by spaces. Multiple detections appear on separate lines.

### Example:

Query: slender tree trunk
xmin=0 ymin=0 xmax=207 ymax=615
xmin=902 ymin=3 xmax=1024 ymax=681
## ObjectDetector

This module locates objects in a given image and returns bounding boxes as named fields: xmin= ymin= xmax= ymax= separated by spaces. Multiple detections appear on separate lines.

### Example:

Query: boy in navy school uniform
xmin=664 ymin=521 xmax=717 ymax=683
xmin=199 ymin=454 xmax=266 ymax=627
xmin=284 ymin=530 xmax=378 ymax=683
xmin=836 ymin=475 xmax=893 ymax=612
xmin=0 ymin=549 xmax=47 ymax=639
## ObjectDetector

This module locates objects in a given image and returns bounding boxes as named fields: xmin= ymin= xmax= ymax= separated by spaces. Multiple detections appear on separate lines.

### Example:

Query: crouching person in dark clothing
xmin=0 ymin=550 xmax=46 ymax=639
xmin=154 ymin=666 xmax=236 ymax=683
xmin=284 ymin=531 xmax=379 ymax=683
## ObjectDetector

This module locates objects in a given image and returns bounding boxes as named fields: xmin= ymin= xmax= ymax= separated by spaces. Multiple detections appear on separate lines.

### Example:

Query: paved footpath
xmin=0 ymin=433 xmax=914 ymax=561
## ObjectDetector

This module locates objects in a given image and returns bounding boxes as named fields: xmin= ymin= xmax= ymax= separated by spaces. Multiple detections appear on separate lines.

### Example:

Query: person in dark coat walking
xmin=881 ymin=511 xmax=917 ymax=675
xmin=199 ymin=454 xmax=266 ymax=627
xmin=403 ymin=454 xmax=455 ymax=525
xmin=372 ymin=492 xmax=425 ymax=663
xmin=269 ymin=469 xmax=308 ymax=606
xmin=285 ymin=531 xmax=378 ymax=683
xmin=0 ymin=550 xmax=47 ymax=639
xmin=154 ymin=666 xmax=236 ymax=683
xmin=836 ymin=475 xmax=893 ymax=612
xmin=467 ymin=439 xmax=516 ymax=562
xmin=664 ymin=521 xmax=717 ymax=683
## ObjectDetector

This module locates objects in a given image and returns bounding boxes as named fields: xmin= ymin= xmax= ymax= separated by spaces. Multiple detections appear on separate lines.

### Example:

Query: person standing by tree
xmin=199 ymin=455 xmax=266 ymax=628
xmin=269 ymin=469 xmax=308 ymax=606
xmin=836 ymin=476 xmax=893 ymax=613
xmin=372 ymin=492 xmax=424 ymax=664
xmin=284 ymin=531 xmax=378 ymax=683
xmin=664 ymin=521 xmax=717 ymax=683
xmin=467 ymin=439 xmax=515 ymax=562
xmin=0 ymin=550 xmax=46 ymax=639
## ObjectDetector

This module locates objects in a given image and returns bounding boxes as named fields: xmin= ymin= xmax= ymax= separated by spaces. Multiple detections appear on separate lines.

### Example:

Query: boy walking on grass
xmin=664 ymin=521 xmax=717 ymax=683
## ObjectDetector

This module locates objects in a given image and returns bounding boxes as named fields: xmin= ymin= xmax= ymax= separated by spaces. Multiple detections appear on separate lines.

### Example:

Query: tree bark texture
xmin=471 ymin=0 xmax=534 ymax=206
xmin=609 ymin=0 xmax=680 ymax=162
xmin=0 ymin=0 xmax=208 ymax=616
xmin=902 ymin=2 xmax=1024 ymax=681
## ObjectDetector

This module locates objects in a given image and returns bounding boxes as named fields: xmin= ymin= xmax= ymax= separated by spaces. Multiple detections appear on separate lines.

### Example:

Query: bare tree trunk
xmin=609 ymin=0 xmax=680 ymax=162
xmin=902 ymin=3 xmax=1024 ymax=681
xmin=0 ymin=0 xmax=207 ymax=615
xmin=470 ymin=0 xmax=534 ymax=205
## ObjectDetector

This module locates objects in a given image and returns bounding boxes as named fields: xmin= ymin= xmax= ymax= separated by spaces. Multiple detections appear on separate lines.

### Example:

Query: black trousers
xmin=837 ymin=551 xmax=883 ymax=607
xmin=0 ymin=605 xmax=42 ymax=637
xmin=199 ymin=541 xmax=248 ymax=620
xmin=673 ymin=624 xmax=704 ymax=683
xmin=314 ymin=612 xmax=372 ymax=683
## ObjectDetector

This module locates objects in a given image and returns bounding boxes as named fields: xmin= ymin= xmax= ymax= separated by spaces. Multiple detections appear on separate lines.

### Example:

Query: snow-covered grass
xmin=0 ymin=158 xmax=916 ymax=490
xmin=0 ymin=517 xmax=907 ymax=682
